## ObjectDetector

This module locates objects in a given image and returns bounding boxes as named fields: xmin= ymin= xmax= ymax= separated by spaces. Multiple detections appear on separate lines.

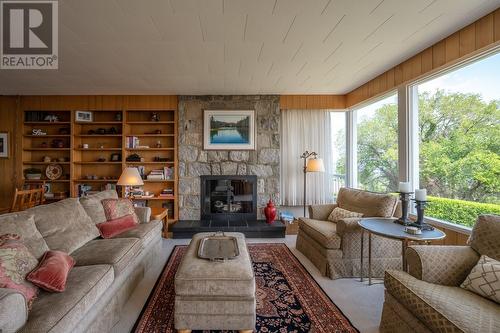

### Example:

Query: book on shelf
xmin=127 ymin=136 xmax=139 ymax=148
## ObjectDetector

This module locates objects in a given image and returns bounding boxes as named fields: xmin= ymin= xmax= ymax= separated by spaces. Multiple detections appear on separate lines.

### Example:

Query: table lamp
xmin=117 ymin=167 xmax=144 ymax=197
xmin=300 ymin=151 xmax=325 ymax=216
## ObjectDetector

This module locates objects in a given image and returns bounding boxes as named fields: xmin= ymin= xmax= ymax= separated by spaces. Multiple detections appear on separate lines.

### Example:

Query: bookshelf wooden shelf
xmin=24 ymin=121 xmax=71 ymax=125
xmin=125 ymin=148 xmax=175 ymax=151
xmin=23 ymin=162 xmax=71 ymax=165
xmin=74 ymin=162 xmax=122 ymax=165
xmin=127 ymin=121 xmax=175 ymax=124
xmin=21 ymin=102 xmax=179 ymax=222
xmin=74 ymin=179 xmax=118 ymax=183
xmin=23 ymin=134 xmax=71 ymax=138
xmin=75 ymin=134 xmax=122 ymax=137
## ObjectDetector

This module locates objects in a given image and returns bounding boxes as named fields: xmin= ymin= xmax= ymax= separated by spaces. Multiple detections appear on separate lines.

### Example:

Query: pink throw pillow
xmin=101 ymin=198 xmax=139 ymax=224
xmin=0 ymin=234 xmax=39 ymax=308
xmin=27 ymin=250 xmax=75 ymax=292
xmin=96 ymin=214 xmax=137 ymax=239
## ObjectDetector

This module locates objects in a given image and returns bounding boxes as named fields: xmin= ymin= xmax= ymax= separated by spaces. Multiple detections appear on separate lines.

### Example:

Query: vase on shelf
xmin=264 ymin=200 xmax=277 ymax=224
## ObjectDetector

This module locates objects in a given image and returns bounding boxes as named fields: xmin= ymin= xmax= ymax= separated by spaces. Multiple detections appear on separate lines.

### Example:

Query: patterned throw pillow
xmin=327 ymin=207 xmax=363 ymax=222
xmin=101 ymin=198 xmax=139 ymax=224
xmin=0 ymin=234 xmax=39 ymax=309
xmin=461 ymin=255 xmax=500 ymax=304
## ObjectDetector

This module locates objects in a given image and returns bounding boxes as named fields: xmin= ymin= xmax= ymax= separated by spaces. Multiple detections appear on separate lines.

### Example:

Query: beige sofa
xmin=0 ymin=190 xmax=163 ymax=333
xmin=296 ymin=187 xmax=402 ymax=279
xmin=380 ymin=214 xmax=500 ymax=333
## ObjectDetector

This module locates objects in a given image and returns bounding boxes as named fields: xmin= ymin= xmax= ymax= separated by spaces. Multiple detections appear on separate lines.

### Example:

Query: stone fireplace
xmin=178 ymin=95 xmax=280 ymax=220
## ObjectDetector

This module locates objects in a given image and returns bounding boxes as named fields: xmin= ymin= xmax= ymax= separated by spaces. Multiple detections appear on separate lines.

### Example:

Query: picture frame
xmin=203 ymin=110 xmax=256 ymax=150
xmin=75 ymin=110 xmax=93 ymax=122
xmin=0 ymin=132 xmax=9 ymax=158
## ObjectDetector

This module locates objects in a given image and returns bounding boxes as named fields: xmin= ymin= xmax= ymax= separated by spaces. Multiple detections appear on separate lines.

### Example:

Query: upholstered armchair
xmin=380 ymin=214 xmax=500 ymax=333
xmin=296 ymin=187 xmax=402 ymax=279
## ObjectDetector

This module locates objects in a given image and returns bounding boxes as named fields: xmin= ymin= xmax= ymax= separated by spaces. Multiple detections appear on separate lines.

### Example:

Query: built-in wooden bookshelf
xmin=20 ymin=96 xmax=179 ymax=221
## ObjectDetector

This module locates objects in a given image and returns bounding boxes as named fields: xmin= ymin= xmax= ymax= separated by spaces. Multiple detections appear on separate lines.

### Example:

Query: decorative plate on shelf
xmin=46 ymin=164 xmax=63 ymax=180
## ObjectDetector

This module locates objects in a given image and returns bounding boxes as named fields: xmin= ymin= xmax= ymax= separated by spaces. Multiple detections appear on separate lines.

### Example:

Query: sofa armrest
xmin=134 ymin=206 xmax=151 ymax=224
xmin=308 ymin=203 xmax=337 ymax=220
xmin=406 ymin=245 xmax=480 ymax=286
xmin=335 ymin=217 xmax=363 ymax=235
xmin=0 ymin=288 xmax=27 ymax=333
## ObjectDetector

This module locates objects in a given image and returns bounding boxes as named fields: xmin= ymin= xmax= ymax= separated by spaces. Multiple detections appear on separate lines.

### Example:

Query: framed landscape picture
xmin=203 ymin=110 xmax=256 ymax=150
xmin=0 ymin=132 xmax=8 ymax=158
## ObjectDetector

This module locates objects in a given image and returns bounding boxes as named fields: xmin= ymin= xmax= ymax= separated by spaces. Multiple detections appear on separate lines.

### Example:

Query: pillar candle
xmin=415 ymin=189 xmax=427 ymax=201
xmin=398 ymin=182 xmax=411 ymax=193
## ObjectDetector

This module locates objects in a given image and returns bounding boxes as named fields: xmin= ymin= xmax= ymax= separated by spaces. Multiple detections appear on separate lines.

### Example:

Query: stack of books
xmin=147 ymin=169 xmax=165 ymax=180
xmin=159 ymin=188 xmax=174 ymax=197
xmin=126 ymin=136 xmax=139 ymax=148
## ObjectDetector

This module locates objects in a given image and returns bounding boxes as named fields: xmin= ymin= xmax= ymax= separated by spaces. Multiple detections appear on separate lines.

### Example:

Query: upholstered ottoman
xmin=174 ymin=232 xmax=256 ymax=333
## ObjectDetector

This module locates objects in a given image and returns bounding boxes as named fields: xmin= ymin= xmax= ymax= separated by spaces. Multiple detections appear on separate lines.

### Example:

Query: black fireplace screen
xmin=200 ymin=175 xmax=257 ymax=221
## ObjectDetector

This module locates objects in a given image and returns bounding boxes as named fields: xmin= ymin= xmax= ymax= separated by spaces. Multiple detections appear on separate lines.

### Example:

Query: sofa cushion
xmin=0 ymin=288 xmax=28 ymax=333
xmin=71 ymin=238 xmax=141 ymax=276
xmin=27 ymin=198 xmax=100 ymax=254
xmin=0 ymin=212 xmax=48 ymax=259
xmin=327 ymin=207 xmax=363 ymax=222
xmin=0 ymin=234 xmax=39 ymax=309
xmin=27 ymin=251 xmax=75 ymax=293
xmin=79 ymin=190 xmax=118 ymax=224
xmin=336 ymin=187 xmax=397 ymax=217
xmin=102 ymin=198 xmax=139 ymax=224
xmin=298 ymin=218 xmax=341 ymax=249
xmin=461 ymin=255 xmax=500 ymax=304
xmin=20 ymin=264 xmax=114 ymax=333
xmin=468 ymin=214 xmax=500 ymax=261
xmin=97 ymin=214 xmax=137 ymax=239
xmin=111 ymin=220 xmax=162 ymax=247
xmin=385 ymin=269 xmax=500 ymax=333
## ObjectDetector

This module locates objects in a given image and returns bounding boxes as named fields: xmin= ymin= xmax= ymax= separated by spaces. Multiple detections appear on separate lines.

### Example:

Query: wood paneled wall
xmin=280 ymin=95 xmax=346 ymax=110
xmin=430 ymin=226 xmax=470 ymax=246
xmin=20 ymin=95 xmax=178 ymax=111
xmin=346 ymin=8 xmax=500 ymax=107
xmin=0 ymin=96 xmax=20 ymax=210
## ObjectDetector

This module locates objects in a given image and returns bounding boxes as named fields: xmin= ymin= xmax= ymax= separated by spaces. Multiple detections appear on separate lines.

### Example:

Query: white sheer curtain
xmin=281 ymin=109 xmax=334 ymax=206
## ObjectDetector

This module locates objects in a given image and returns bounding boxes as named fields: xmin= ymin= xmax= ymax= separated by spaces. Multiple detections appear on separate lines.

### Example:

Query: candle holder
xmin=410 ymin=200 xmax=434 ymax=231
xmin=395 ymin=192 xmax=413 ymax=226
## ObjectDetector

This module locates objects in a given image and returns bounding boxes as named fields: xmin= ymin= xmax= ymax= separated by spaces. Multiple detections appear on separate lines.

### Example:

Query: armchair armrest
xmin=0 ymin=288 xmax=28 ymax=333
xmin=134 ymin=206 xmax=151 ymax=224
xmin=406 ymin=245 xmax=480 ymax=286
xmin=308 ymin=203 xmax=337 ymax=220
xmin=335 ymin=217 xmax=363 ymax=235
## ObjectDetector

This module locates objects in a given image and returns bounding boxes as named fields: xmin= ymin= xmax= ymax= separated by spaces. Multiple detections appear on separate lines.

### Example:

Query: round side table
xmin=358 ymin=218 xmax=446 ymax=285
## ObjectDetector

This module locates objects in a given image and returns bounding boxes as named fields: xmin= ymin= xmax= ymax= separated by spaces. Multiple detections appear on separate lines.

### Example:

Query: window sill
xmin=409 ymin=214 xmax=472 ymax=235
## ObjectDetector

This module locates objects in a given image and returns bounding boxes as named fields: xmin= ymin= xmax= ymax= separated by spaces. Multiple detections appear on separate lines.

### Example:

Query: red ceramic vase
xmin=264 ymin=199 xmax=277 ymax=224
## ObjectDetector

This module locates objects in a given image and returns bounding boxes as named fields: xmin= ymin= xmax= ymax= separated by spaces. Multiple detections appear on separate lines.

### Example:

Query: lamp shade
xmin=306 ymin=158 xmax=325 ymax=172
xmin=117 ymin=167 xmax=144 ymax=186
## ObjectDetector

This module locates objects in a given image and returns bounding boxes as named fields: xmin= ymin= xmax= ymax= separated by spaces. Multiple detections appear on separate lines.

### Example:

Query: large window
xmin=413 ymin=52 xmax=500 ymax=227
xmin=354 ymin=93 xmax=398 ymax=192
xmin=331 ymin=112 xmax=346 ymax=198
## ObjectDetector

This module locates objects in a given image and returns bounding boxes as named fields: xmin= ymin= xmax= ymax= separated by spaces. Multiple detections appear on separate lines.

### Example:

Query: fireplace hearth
xmin=171 ymin=174 xmax=285 ymax=238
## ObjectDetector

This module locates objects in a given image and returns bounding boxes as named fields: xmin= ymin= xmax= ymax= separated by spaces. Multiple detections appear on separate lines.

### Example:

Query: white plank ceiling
xmin=0 ymin=0 xmax=499 ymax=95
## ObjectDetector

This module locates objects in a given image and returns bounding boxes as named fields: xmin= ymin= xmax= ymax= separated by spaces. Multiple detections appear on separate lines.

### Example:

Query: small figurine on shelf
xmin=115 ymin=113 xmax=122 ymax=121
xmin=156 ymin=140 xmax=162 ymax=148
xmin=44 ymin=114 xmax=59 ymax=122
xmin=151 ymin=112 xmax=160 ymax=122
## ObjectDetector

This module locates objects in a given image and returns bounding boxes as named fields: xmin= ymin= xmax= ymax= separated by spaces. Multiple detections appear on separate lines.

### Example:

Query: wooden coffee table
xmin=358 ymin=218 xmax=446 ymax=285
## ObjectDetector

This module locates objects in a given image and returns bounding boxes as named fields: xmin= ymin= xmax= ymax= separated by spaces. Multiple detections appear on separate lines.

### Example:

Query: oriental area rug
xmin=134 ymin=244 xmax=358 ymax=333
